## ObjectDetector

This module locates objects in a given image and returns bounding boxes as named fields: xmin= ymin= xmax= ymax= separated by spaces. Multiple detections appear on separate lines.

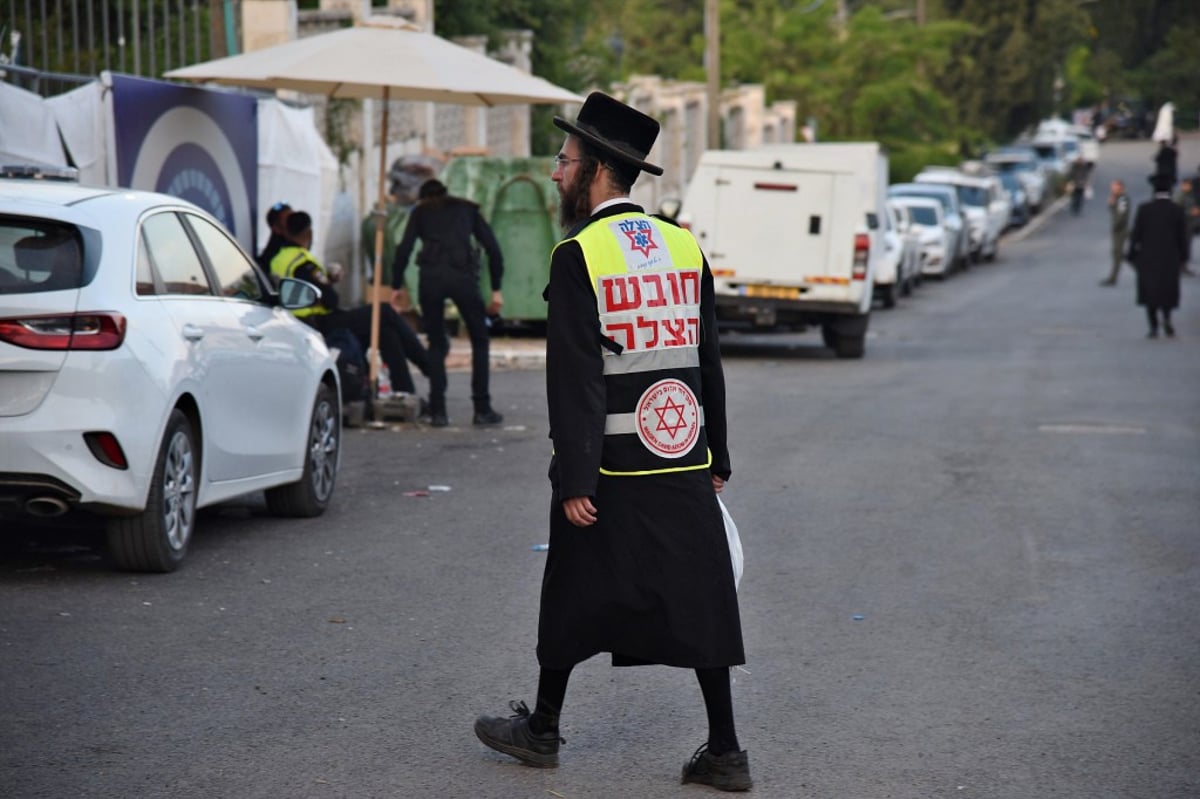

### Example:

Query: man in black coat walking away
xmin=1128 ymin=172 xmax=1191 ymax=337
xmin=390 ymin=179 xmax=505 ymax=427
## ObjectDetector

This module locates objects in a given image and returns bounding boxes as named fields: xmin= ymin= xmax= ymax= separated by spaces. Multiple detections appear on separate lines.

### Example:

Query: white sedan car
xmin=890 ymin=196 xmax=954 ymax=278
xmin=0 ymin=175 xmax=340 ymax=572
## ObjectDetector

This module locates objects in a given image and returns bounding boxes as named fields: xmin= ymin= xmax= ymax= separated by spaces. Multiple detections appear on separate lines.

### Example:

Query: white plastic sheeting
xmin=256 ymin=99 xmax=339 ymax=264
xmin=0 ymin=81 xmax=67 ymax=168
xmin=46 ymin=81 xmax=109 ymax=185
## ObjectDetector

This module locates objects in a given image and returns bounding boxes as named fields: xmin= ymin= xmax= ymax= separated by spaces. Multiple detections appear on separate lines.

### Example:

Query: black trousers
xmin=325 ymin=305 xmax=429 ymax=394
xmin=417 ymin=269 xmax=491 ymax=413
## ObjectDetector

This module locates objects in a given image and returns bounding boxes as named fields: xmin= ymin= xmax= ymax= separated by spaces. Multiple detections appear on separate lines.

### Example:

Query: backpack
xmin=322 ymin=326 xmax=369 ymax=404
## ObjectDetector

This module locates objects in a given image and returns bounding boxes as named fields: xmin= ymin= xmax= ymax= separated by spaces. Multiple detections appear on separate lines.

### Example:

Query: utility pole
xmin=916 ymin=0 xmax=926 ymax=26
xmin=705 ymin=0 xmax=720 ymax=149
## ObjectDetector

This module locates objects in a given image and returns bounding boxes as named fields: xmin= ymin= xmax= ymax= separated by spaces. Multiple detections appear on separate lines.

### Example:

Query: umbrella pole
xmin=368 ymin=88 xmax=389 ymax=393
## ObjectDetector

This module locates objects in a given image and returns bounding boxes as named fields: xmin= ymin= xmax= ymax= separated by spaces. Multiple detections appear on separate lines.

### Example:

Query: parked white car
xmin=875 ymin=200 xmax=921 ymax=307
xmin=888 ymin=182 xmax=969 ymax=271
xmin=985 ymin=146 xmax=1048 ymax=212
xmin=890 ymin=196 xmax=954 ymax=277
xmin=0 ymin=174 xmax=341 ymax=572
xmin=915 ymin=169 xmax=1010 ymax=262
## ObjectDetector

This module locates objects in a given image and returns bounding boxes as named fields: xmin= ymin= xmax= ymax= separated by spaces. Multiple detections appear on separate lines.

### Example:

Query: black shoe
xmin=417 ymin=397 xmax=431 ymax=419
xmin=681 ymin=743 xmax=752 ymax=792
xmin=474 ymin=700 xmax=563 ymax=768
xmin=429 ymin=412 xmax=449 ymax=427
xmin=472 ymin=409 xmax=504 ymax=426
xmin=1165 ymin=321 xmax=1175 ymax=337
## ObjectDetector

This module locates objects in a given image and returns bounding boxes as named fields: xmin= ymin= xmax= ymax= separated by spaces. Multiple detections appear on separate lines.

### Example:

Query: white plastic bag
xmin=717 ymin=496 xmax=743 ymax=589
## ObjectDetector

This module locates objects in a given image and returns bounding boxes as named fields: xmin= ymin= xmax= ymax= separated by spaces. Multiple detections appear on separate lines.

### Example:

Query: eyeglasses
xmin=552 ymin=154 xmax=583 ymax=169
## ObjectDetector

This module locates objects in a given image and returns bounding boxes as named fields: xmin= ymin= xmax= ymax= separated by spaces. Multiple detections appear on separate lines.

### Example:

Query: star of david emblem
xmin=623 ymin=225 xmax=659 ymax=258
xmin=653 ymin=395 xmax=689 ymax=439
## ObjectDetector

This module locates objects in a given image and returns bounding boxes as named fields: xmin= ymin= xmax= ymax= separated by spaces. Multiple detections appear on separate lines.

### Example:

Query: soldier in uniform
xmin=473 ymin=93 xmax=751 ymax=792
xmin=1100 ymin=180 xmax=1130 ymax=286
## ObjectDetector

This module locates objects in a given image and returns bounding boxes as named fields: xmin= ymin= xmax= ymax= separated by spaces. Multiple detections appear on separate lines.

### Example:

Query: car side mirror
xmin=278 ymin=277 xmax=320 ymax=310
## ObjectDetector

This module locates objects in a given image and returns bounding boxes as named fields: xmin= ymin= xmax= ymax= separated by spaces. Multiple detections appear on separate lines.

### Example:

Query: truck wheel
xmin=833 ymin=334 xmax=866 ymax=359
xmin=881 ymin=283 xmax=897 ymax=309
xmin=265 ymin=382 xmax=339 ymax=517
xmin=107 ymin=409 xmax=197 ymax=573
xmin=821 ymin=324 xmax=839 ymax=350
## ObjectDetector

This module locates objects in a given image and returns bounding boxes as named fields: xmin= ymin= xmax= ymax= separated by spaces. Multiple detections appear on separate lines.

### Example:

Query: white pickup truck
xmin=679 ymin=143 xmax=886 ymax=358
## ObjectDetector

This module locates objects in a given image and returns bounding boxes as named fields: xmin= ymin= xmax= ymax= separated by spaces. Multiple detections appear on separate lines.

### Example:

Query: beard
xmin=558 ymin=163 xmax=596 ymax=231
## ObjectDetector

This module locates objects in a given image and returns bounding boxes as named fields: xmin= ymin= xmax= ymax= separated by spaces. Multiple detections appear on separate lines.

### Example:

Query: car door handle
xmin=245 ymin=325 xmax=264 ymax=342
xmin=181 ymin=324 xmax=204 ymax=342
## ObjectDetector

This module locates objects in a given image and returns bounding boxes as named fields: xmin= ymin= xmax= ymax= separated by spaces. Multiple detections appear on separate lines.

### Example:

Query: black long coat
xmin=537 ymin=203 xmax=744 ymax=670
xmin=1128 ymin=195 xmax=1190 ymax=310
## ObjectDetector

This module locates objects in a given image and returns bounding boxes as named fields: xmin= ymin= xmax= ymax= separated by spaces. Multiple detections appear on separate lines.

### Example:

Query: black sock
xmin=529 ymin=665 xmax=572 ymax=735
xmin=696 ymin=667 xmax=740 ymax=756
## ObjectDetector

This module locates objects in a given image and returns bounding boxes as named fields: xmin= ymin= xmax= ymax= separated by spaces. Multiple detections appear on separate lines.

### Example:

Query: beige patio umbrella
xmin=165 ymin=17 xmax=582 ymax=386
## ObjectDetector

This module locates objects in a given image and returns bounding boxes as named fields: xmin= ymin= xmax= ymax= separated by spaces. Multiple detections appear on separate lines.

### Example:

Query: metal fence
xmin=2 ymin=0 xmax=224 ymax=96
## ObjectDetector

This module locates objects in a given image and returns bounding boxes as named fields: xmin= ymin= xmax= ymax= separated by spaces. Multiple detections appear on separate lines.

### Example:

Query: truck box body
xmin=680 ymin=143 xmax=886 ymax=357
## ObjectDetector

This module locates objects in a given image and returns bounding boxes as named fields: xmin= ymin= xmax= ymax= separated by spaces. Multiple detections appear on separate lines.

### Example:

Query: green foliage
xmin=1131 ymin=24 xmax=1200 ymax=125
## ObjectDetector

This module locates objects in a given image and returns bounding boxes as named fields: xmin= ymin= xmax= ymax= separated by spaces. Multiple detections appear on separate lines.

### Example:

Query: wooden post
xmin=705 ymin=0 xmax=720 ymax=150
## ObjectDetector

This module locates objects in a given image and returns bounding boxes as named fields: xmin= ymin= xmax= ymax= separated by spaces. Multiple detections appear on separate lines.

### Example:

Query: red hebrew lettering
xmin=636 ymin=315 xmax=659 ymax=348
xmin=663 ymin=318 xmax=687 ymax=346
xmin=686 ymin=316 xmax=700 ymax=344
xmin=602 ymin=275 xmax=642 ymax=312
xmin=680 ymin=271 xmax=700 ymax=304
xmin=643 ymin=273 xmax=667 ymax=307
xmin=665 ymin=271 xmax=682 ymax=304
xmin=606 ymin=322 xmax=636 ymax=350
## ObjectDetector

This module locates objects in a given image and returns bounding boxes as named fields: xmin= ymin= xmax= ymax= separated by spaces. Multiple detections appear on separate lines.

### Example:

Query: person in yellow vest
xmin=271 ymin=212 xmax=430 ymax=398
xmin=473 ymin=93 xmax=750 ymax=792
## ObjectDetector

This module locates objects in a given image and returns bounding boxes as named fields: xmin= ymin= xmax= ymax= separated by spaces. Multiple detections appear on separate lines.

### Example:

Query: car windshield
xmin=893 ymin=188 xmax=952 ymax=214
xmin=0 ymin=219 xmax=88 ymax=295
xmin=908 ymin=206 xmax=939 ymax=225
xmin=1032 ymin=144 xmax=1057 ymax=160
xmin=999 ymin=173 xmax=1020 ymax=191
xmin=956 ymin=186 xmax=989 ymax=206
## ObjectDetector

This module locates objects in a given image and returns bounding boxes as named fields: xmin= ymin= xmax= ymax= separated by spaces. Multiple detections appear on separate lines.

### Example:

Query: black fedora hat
xmin=554 ymin=92 xmax=663 ymax=176
xmin=1148 ymin=171 xmax=1174 ymax=191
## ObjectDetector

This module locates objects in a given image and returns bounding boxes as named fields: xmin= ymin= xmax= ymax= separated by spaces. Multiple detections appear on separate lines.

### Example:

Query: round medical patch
xmin=636 ymin=379 xmax=700 ymax=458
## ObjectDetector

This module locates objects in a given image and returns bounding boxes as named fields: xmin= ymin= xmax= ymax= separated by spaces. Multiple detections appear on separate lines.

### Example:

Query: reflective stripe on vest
xmin=562 ymin=211 xmax=711 ymax=476
xmin=270 ymin=246 xmax=330 ymax=319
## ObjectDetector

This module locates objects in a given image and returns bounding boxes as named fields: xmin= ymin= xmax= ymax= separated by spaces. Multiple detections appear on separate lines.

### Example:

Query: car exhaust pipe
xmin=25 ymin=496 xmax=70 ymax=517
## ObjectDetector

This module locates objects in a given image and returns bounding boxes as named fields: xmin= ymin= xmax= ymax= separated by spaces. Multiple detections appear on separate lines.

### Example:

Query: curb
xmin=445 ymin=339 xmax=546 ymax=371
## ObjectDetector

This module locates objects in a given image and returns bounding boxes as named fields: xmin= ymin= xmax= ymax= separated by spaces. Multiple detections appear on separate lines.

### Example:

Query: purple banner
xmin=112 ymin=74 xmax=257 ymax=252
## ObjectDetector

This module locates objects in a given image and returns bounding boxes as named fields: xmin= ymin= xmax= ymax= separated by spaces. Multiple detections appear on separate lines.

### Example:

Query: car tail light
xmin=83 ymin=431 xmax=129 ymax=470
xmin=852 ymin=234 xmax=870 ymax=280
xmin=0 ymin=313 xmax=126 ymax=351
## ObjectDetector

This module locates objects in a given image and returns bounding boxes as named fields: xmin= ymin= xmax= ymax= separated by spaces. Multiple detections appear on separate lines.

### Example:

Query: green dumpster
xmin=442 ymin=155 xmax=561 ymax=326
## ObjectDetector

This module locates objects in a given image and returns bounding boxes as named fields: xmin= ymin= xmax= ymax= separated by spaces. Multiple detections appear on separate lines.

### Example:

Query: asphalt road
xmin=2 ymin=139 xmax=1197 ymax=799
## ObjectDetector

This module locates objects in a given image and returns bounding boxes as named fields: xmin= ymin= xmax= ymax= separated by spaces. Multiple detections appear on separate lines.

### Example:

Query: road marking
xmin=1038 ymin=423 xmax=1146 ymax=435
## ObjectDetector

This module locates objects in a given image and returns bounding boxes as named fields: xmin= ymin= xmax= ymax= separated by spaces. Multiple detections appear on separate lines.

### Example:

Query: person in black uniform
xmin=1128 ymin=172 xmax=1191 ymax=337
xmin=390 ymin=179 xmax=504 ymax=427
xmin=472 ymin=93 xmax=750 ymax=792
xmin=256 ymin=201 xmax=292 ymax=273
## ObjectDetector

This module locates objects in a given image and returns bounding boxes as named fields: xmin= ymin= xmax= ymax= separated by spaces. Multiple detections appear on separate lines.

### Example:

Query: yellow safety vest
xmin=559 ymin=211 xmax=712 ymax=476
xmin=270 ymin=246 xmax=330 ymax=320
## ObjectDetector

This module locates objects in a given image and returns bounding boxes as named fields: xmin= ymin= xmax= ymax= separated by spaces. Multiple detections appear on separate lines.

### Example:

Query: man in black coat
xmin=390 ymin=179 xmax=504 ymax=427
xmin=473 ymin=93 xmax=750 ymax=792
xmin=1128 ymin=172 xmax=1191 ymax=337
